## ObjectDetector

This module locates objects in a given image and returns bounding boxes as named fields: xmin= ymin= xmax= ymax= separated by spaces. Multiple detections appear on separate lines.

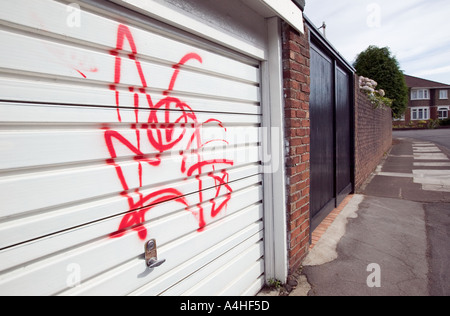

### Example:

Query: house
xmin=400 ymin=75 xmax=450 ymax=124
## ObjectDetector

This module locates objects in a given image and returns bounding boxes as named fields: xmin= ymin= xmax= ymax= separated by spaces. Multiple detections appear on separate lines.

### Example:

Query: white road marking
xmin=413 ymin=170 xmax=450 ymax=185
xmin=413 ymin=147 xmax=441 ymax=153
xmin=413 ymin=170 xmax=450 ymax=192
xmin=414 ymin=162 xmax=450 ymax=167
xmin=422 ymin=184 xmax=450 ymax=192
xmin=390 ymin=155 xmax=414 ymax=158
xmin=377 ymin=172 xmax=413 ymax=178
xmin=414 ymin=153 xmax=449 ymax=160
xmin=382 ymin=141 xmax=450 ymax=192
xmin=413 ymin=142 xmax=434 ymax=146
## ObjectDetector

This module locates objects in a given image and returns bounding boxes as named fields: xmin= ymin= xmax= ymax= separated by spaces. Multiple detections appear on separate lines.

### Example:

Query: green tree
xmin=354 ymin=46 xmax=409 ymax=118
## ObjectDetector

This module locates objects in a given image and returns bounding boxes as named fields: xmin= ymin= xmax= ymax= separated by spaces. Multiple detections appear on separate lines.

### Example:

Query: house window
xmin=438 ymin=107 xmax=449 ymax=119
xmin=411 ymin=89 xmax=430 ymax=100
xmin=411 ymin=107 xmax=430 ymax=120
xmin=439 ymin=90 xmax=448 ymax=100
xmin=393 ymin=114 xmax=405 ymax=121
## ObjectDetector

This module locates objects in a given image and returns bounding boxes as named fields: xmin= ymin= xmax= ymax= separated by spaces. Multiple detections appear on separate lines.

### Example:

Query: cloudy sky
xmin=304 ymin=0 xmax=450 ymax=84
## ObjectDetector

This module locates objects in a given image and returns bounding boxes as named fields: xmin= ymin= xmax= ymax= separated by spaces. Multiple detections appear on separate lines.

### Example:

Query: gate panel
xmin=310 ymin=46 xmax=335 ymax=226
xmin=336 ymin=67 xmax=353 ymax=204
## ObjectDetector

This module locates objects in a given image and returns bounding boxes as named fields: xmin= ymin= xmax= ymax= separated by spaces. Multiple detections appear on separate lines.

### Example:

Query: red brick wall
xmin=281 ymin=22 xmax=311 ymax=273
xmin=354 ymin=75 xmax=393 ymax=191
xmin=281 ymin=24 xmax=392 ymax=275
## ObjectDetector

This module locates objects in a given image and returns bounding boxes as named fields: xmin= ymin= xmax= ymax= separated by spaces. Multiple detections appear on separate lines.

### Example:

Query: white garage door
xmin=0 ymin=0 xmax=265 ymax=296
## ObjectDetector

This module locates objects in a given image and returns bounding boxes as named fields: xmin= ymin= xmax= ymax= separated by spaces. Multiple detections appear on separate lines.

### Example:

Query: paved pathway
xmin=292 ymin=137 xmax=450 ymax=296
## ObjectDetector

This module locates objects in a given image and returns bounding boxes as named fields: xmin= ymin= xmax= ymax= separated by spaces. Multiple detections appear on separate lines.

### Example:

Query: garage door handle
xmin=145 ymin=239 xmax=166 ymax=269
xmin=147 ymin=258 xmax=166 ymax=269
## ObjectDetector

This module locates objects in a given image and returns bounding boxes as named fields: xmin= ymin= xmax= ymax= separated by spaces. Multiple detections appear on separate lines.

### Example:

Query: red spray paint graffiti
xmin=106 ymin=25 xmax=234 ymax=240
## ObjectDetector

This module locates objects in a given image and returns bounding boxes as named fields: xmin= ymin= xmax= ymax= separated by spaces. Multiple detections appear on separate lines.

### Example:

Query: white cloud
xmin=415 ymin=65 xmax=450 ymax=77
xmin=304 ymin=0 xmax=450 ymax=84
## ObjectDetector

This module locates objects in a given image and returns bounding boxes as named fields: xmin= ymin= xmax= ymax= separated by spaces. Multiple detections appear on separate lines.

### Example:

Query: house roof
xmin=405 ymin=75 xmax=450 ymax=89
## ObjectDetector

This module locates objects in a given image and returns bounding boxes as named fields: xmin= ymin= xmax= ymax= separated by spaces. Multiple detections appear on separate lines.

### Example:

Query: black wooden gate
xmin=335 ymin=67 xmax=353 ymax=205
xmin=309 ymin=34 xmax=355 ymax=231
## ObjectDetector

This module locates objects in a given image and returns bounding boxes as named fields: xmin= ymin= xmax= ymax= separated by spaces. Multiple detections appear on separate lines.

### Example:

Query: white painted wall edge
xmin=256 ymin=0 xmax=305 ymax=34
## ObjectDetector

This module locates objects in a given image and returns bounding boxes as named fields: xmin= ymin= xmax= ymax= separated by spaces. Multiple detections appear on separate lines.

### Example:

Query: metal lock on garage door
xmin=145 ymin=239 xmax=166 ymax=269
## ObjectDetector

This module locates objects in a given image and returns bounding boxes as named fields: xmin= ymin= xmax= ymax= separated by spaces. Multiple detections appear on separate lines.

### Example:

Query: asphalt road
xmin=424 ymin=203 xmax=450 ymax=296
xmin=393 ymin=129 xmax=450 ymax=154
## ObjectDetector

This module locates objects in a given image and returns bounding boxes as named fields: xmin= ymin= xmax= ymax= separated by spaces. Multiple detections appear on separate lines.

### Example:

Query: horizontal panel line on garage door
xmin=139 ymin=231 xmax=264 ymax=296
xmin=0 ymin=78 xmax=262 ymax=114
xmin=220 ymin=258 xmax=265 ymax=296
xmin=0 ymin=143 xmax=262 ymax=218
xmin=0 ymin=173 xmax=262 ymax=254
xmin=0 ymin=200 xmax=264 ymax=296
xmin=0 ymin=102 xmax=261 ymax=127
xmin=0 ymin=29 xmax=261 ymax=103
xmin=0 ymin=0 xmax=260 ymax=81
xmin=181 ymin=243 xmax=264 ymax=296
xmin=0 ymin=186 xmax=263 ymax=290
xmin=0 ymin=126 xmax=261 ymax=172
xmin=0 ymin=146 xmax=261 ymax=182
xmin=0 ymin=121 xmax=261 ymax=131
xmin=0 ymin=21 xmax=260 ymax=85
xmin=0 ymin=122 xmax=260 ymax=132
xmin=117 ymin=225 xmax=263 ymax=296
xmin=0 ymin=140 xmax=261 ymax=177
xmin=0 ymin=175 xmax=262 ymax=270
xmin=62 ymin=222 xmax=264 ymax=296
xmin=0 ymin=70 xmax=260 ymax=106
xmin=0 ymin=163 xmax=262 ymax=251
xmin=0 ymin=56 xmax=260 ymax=99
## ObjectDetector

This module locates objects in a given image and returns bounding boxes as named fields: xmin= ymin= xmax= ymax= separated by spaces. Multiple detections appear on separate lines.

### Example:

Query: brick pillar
xmin=281 ymin=22 xmax=311 ymax=273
